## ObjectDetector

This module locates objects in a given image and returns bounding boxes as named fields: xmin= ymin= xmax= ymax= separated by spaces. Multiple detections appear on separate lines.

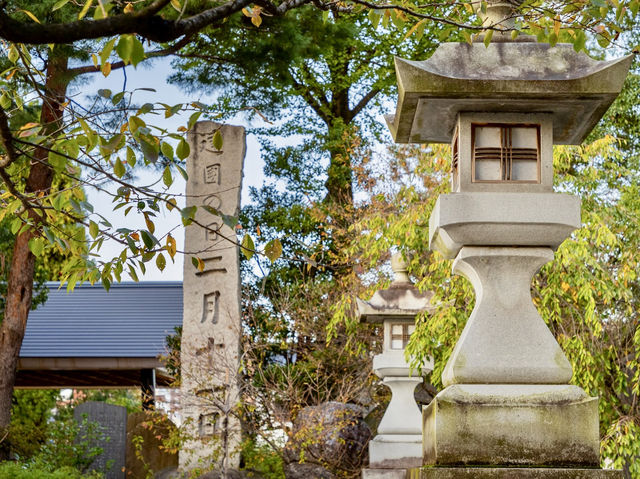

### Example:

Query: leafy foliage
xmin=0 ymin=462 xmax=102 ymax=479
xmin=7 ymin=390 xmax=59 ymax=459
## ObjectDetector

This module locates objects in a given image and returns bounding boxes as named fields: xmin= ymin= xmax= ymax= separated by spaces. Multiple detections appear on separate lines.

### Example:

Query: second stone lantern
xmin=357 ymin=254 xmax=434 ymax=478
xmin=386 ymin=5 xmax=632 ymax=478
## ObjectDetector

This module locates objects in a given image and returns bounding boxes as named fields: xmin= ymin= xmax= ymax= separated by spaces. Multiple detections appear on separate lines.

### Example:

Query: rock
xmin=284 ymin=401 xmax=372 ymax=478
xmin=197 ymin=470 xmax=263 ymax=479
xmin=284 ymin=462 xmax=334 ymax=479
xmin=153 ymin=467 xmax=179 ymax=479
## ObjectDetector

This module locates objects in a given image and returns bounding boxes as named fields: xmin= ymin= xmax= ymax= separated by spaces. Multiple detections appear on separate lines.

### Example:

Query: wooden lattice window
xmin=390 ymin=323 xmax=416 ymax=350
xmin=452 ymin=128 xmax=460 ymax=191
xmin=472 ymin=123 xmax=540 ymax=183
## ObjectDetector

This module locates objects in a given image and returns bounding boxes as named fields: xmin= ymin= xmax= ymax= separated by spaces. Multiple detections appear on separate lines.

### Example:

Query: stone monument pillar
xmin=385 ymin=6 xmax=632 ymax=477
xmin=357 ymin=254 xmax=434 ymax=478
xmin=180 ymin=121 xmax=245 ymax=471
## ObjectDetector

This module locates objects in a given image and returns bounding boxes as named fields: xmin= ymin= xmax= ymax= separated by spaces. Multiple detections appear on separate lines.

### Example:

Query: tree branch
xmin=67 ymin=35 xmax=194 ymax=76
xmin=0 ymin=0 xmax=252 ymax=44
xmin=348 ymin=86 xmax=381 ymax=122
xmin=347 ymin=0 xmax=481 ymax=30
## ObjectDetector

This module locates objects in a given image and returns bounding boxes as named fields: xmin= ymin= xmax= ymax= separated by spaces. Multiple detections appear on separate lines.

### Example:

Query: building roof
xmin=20 ymin=281 xmax=183 ymax=358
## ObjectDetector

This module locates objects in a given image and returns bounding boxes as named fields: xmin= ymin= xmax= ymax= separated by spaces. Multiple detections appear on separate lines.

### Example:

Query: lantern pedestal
xmin=370 ymin=373 xmax=423 ymax=469
xmin=442 ymin=246 xmax=572 ymax=385
xmin=368 ymin=434 xmax=422 ymax=470
xmin=411 ymin=468 xmax=622 ymax=478
xmin=422 ymin=385 xmax=599 ymax=467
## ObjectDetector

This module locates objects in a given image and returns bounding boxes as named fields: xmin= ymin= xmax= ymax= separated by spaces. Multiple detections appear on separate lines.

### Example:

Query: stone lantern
xmin=357 ymin=254 xmax=434 ymax=478
xmin=386 ymin=4 xmax=632 ymax=478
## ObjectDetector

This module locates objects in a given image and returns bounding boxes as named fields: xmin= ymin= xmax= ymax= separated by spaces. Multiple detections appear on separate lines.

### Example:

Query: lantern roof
xmin=386 ymin=41 xmax=632 ymax=145
xmin=357 ymin=254 xmax=434 ymax=323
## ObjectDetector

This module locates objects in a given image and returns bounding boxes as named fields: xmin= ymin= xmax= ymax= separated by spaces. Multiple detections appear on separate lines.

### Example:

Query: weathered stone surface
xmin=386 ymin=42 xmax=632 ymax=144
xmin=152 ymin=467 xmax=262 ymax=479
xmin=74 ymin=401 xmax=127 ymax=479
xmin=429 ymin=193 xmax=581 ymax=259
xmin=198 ymin=470 xmax=264 ymax=478
xmin=152 ymin=467 xmax=179 ymax=479
xmin=363 ymin=469 xmax=408 ymax=479
xmin=125 ymin=412 xmax=178 ymax=478
xmin=369 ymin=435 xmax=421 ymax=469
xmin=284 ymin=402 xmax=371 ymax=478
xmin=423 ymin=385 xmax=600 ymax=467
xmin=441 ymin=247 xmax=573 ymax=385
xmin=409 ymin=468 xmax=623 ymax=479
xmin=375 ymin=378 xmax=422 ymax=436
xmin=285 ymin=462 xmax=335 ymax=479
xmin=180 ymin=121 xmax=246 ymax=470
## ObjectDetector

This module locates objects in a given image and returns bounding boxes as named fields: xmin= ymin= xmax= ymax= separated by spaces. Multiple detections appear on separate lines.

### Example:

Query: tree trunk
xmin=325 ymin=147 xmax=354 ymax=209
xmin=0 ymin=51 xmax=69 ymax=460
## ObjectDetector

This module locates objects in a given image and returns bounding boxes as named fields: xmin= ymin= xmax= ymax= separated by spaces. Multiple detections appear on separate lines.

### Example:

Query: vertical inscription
xmin=205 ymin=222 xmax=219 ymax=242
xmin=199 ymin=131 xmax=224 ymax=155
xmin=204 ymin=194 xmax=222 ymax=211
xmin=204 ymin=163 xmax=221 ymax=184
xmin=202 ymin=291 xmax=220 ymax=324
xmin=198 ymin=412 xmax=220 ymax=438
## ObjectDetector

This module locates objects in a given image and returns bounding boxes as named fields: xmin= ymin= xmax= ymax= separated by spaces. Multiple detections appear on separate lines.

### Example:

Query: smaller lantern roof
xmin=357 ymin=254 xmax=434 ymax=323
xmin=386 ymin=41 xmax=632 ymax=145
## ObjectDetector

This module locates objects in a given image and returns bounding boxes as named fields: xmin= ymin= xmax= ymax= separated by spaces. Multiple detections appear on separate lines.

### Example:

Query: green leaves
xmin=176 ymin=139 xmax=190 ymax=160
xmin=156 ymin=253 xmax=166 ymax=271
xmin=89 ymin=221 xmax=99 ymax=239
xmin=128 ymin=115 xmax=145 ymax=133
xmin=212 ymin=130 xmax=223 ymax=151
xmin=100 ymin=38 xmax=116 ymax=65
xmin=242 ymin=234 xmax=255 ymax=260
xmin=113 ymin=158 xmax=126 ymax=178
xmin=8 ymin=44 xmax=19 ymax=63
xmin=264 ymin=239 xmax=282 ymax=263
xmin=0 ymin=92 xmax=11 ymax=109
xmin=140 ymin=230 xmax=158 ymax=250
xmin=52 ymin=0 xmax=72 ymax=11
xmin=483 ymin=29 xmax=493 ymax=48
xmin=78 ymin=0 xmax=93 ymax=19
xmin=180 ymin=206 xmax=197 ymax=226
xmin=573 ymin=30 xmax=587 ymax=52
xmin=28 ymin=238 xmax=44 ymax=257
xmin=139 ymin=137 xmax=159 ymax=164
xmin=161 ymin=142 xmax=174 ymax=160
xmin=116 ymin=34 xmax=145 ymax=67
xmin=163 ymin=166 xmax=173 ymax=188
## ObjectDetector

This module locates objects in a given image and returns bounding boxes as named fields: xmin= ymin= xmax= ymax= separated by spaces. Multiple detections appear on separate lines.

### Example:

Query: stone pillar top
xmin=475 ymin=0 xmax=522 ymax=31
xmin=390 ymin=253 xmax=410 ymax=284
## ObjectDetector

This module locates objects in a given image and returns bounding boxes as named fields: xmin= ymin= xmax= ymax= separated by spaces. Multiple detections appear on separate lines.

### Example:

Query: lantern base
xmin=409 ymin=468 xmax=622 ymax=479
xmin=363 ymin=468 xmax=411 ymax=479
xmin=423 ymin=384 xmax=600 ymax=468
xmin=369 ymin=434 xmax=422 ymax=469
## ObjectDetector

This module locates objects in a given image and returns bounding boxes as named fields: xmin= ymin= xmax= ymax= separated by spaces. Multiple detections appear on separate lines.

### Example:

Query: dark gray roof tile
xmin=20 ymin=282 xmax=183 ymax=358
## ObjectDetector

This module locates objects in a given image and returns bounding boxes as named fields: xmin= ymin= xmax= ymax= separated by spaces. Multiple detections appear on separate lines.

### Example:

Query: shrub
xmin=0 ymin=461 xmax=103 ymax=479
